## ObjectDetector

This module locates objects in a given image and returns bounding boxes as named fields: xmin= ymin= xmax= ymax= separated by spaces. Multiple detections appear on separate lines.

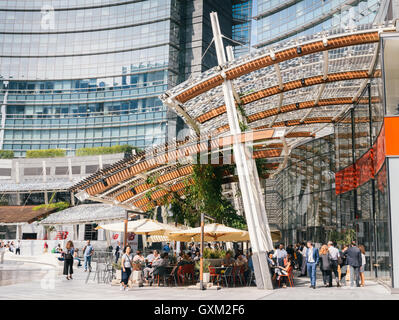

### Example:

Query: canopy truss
xmin=71 ymin=22 xmax=395 ymax=213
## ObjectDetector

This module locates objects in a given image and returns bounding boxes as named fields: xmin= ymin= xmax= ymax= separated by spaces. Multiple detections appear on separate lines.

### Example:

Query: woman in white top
xmin=358 ymin=244 xmax=366 ymax=287
xmin=121 ymin=246 xmax=134 ymax=291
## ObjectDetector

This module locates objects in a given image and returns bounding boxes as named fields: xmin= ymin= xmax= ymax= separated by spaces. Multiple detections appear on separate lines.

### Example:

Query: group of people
xmin=118 ymin=247 xmax=171 ymax=291
xmin=115 ymin=243 xmax=252 ymax=291
xmin=268 ymin=240 xmax=366 ymax=289
xmin=55 ymin=240 xmax=95 ymax=280
xmin=0 ymin=240 xmax=21 ymax=255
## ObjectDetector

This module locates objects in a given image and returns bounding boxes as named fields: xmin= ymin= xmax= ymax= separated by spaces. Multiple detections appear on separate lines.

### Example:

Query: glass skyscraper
xmin=254 ymin=0 xmax=381 ymax=48
xmin=0 ymin=0 xmax=252 ymax=157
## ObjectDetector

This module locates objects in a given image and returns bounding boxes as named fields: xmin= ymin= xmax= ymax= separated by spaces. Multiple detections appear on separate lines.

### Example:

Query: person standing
xmin=114 ymin=241 xmax=121 ymax=264
xmin=328 ymin=241 xmax=340 ymax=287
xmin=319 ymin=244 xmax=333 ymax=287
xmin=273 ymin=243 xmax=287 ymax=267
xmin=83 ymin=240 xmax=94 ymax=272
xmin=121 ymin=246 xmax=134 ymax=291
xmin=306 ymin=241 xmax=319 ymax=289
xmin=338 ymin=245 xmax=349 ymax=286
xmin=15 ymin=240 xmax=21 ymax=255
xmin=346 ymin=241 xmax=362 ymax=287
xmin=299 ymin=242 xmax=308 ymax=277
xmin=63 ymin=241 xmax=75 ymax=280
xmin=43 ymin=242 xmax=49 ymax=253
xmin=358 ymin=244 xmax=366 ymax=287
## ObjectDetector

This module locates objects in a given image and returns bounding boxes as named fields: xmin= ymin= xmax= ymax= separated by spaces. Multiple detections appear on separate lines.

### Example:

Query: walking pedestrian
xmin=83 ymin=240 xmax=94 ymax=272
xmin=299 ymin=242 xmax=307 ymax=277
xmin=319 ymin=244 xmax=333 ymax=287
xmin=114 ymin=241 xmax=121 ymax=264
xmin=306 ymin=241 xmax=319 ymax=289
xmin=338 ymin=244 xmax=349 ymax=286
xmin=328 ymin=241 xmax=340 ymax=287
xmin=273 ymin=243 xmax=287 ymax=267
xmin=345 ymin=241 xmax=362 ymax=287
xmin=358 ymin=244 xmax=366 ymax=287
xmin=63 ymin=241 xmax=74 ymax=280
xmin=15 ymin=240 xmax=21 ymax=255
xmin=121 ymin=246 xmax=134 ymax=291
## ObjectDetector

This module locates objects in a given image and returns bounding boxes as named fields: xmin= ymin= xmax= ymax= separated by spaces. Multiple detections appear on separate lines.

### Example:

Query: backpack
xmin=64 ymin=249 xmax=73 ymax=260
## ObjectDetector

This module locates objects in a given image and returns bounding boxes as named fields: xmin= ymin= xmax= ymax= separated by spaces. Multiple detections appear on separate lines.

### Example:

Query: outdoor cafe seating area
xmin=82 ymin=219 xmax=282 ymax=289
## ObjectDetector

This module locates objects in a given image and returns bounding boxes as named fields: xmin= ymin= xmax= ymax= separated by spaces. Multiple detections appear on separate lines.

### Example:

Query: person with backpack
xmin=319 ymin=244 xmax=333 ymax=287
xmin=121 ymin=246 xmax=134 ymax=291
xmin=63 ymin=241 xmax=75 ymax=280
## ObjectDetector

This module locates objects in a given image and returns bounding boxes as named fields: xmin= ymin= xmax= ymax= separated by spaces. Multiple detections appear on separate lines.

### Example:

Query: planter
xmin=203 ymin=272 xmax=210 ymax=283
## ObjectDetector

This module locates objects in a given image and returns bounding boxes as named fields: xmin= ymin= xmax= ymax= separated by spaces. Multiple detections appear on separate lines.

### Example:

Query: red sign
xmin=336 ymin=124 xmax=386 ymax=195
xmin=128 ymin=233 xmax=135 ymax=241
xmin=112 ymin=234 xmax=119 ymax=240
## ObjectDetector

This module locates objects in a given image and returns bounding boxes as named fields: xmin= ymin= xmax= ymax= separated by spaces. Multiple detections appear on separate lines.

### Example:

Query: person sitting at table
xmin=143 ymin=250 xmax=161 ymax=283
xmin=73 ymin=248 xmax=82 ymax=267
xmin=274 ymin=254 xmax=292 ymax=288
xmin=177 ymin=252 xmax=184 ymax=263
xmin=267 ymin=252 xmax=278 ymax=282
xmin=235 ymin=254 xmax=250 ymax=282
xmin=173 ymin=253 xmax=192 ymax=279
xmin=145 ymin=250 xmax=155 ymax=265
xmin=133 ymin=250 xmax=145 ymax=263
xmin=222 ymin=251 xmax=235 ymax=267
xmin=193 ymin=251 xmax=200 ymax=262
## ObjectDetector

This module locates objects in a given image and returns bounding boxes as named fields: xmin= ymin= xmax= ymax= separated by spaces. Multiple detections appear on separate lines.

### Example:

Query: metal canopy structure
xmin=70 ymin=22 xmax=395 ymax=214
xmin=161 ymin=23 xmax=394 ymax=142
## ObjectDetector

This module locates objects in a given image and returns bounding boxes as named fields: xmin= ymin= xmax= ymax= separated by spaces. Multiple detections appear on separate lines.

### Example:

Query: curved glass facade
xmin=255 ymin=0 xmax=381 ymax=48
xmin=0 ymin=0 xmax=182 ymax=156
xmin=277 ymin=73 xmax=391 ymax=282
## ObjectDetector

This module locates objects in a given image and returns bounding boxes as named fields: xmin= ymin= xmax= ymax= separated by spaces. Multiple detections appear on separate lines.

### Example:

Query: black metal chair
xmin=221 ymin=266 xmax=233 ymax=287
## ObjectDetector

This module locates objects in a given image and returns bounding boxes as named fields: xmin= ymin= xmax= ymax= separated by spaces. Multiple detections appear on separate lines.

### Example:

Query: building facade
xmin=0 ymin=0 xmax=251 ymax=157
xmin=254 ymin=0 xmax=382 ymax=48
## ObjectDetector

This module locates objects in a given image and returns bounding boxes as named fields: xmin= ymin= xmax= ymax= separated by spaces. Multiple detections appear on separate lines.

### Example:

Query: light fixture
xmin=101 ymin=178 xmax=108 ymax=187
xmin=75 ymin=190 xmax=90 ymax=202
xmin=296 ymin=46 xmax=302 ymax=54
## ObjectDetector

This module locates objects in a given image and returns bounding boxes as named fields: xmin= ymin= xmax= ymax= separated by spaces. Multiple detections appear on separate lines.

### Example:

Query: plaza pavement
xmin=0 ymin=254 xmax=398 ymax=300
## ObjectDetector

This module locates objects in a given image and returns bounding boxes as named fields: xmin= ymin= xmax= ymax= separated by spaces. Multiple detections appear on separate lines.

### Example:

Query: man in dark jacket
xmin=306 ymin=241 xmax=319 ymax=289
xmin=345 ymin=241 xmax=362 ymax=287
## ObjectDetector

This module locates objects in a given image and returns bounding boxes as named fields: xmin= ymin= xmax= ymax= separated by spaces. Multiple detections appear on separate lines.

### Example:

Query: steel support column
xmin=367 ymin=83 xmax=378 ymax=278
xmin=210 ymin=12 xmax=273 ymax=290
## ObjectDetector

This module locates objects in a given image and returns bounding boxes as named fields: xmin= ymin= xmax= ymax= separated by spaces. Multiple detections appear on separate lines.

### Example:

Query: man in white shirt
xmin=273 ymin=243 xmax=287 ymax=267
xmin=299 ymin=242 xmax=307 ymax=277
xmin=328 ymin=241 xmax=340 ymax=287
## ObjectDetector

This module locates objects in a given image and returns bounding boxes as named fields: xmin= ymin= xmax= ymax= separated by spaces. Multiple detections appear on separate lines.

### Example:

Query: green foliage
xmin=239 ymin=121 xmax=249 ymax=132
xmin=327 ymin=228 xmax=357 ymax=247
xmin=33 ymin=201 xmax=70 ymax=212
xmin=195 ymin=259 xmax=211 ymax=271
xmin=76 ymin=145 xmax=140 ymax=157
xmin=159 ymin=160 xmax=247 ymax=229
xmin=203 ymin=248 xmax=226 ymax=259
xmin=26 ymin=149 xmax=66 ymax=158
xmin=0 ymin=150 xmax=14 ymax=159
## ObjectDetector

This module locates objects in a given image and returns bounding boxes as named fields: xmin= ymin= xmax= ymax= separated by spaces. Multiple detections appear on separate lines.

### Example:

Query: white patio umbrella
xmin=168 ymin=223 xmax=250 ymax=242
xmin=95 ymin=219 xmax=181 ymax=236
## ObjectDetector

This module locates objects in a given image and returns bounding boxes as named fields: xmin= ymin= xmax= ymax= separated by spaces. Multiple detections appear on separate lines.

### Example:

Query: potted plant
xmin=195 ymin=259 xmax=211 ymax=283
